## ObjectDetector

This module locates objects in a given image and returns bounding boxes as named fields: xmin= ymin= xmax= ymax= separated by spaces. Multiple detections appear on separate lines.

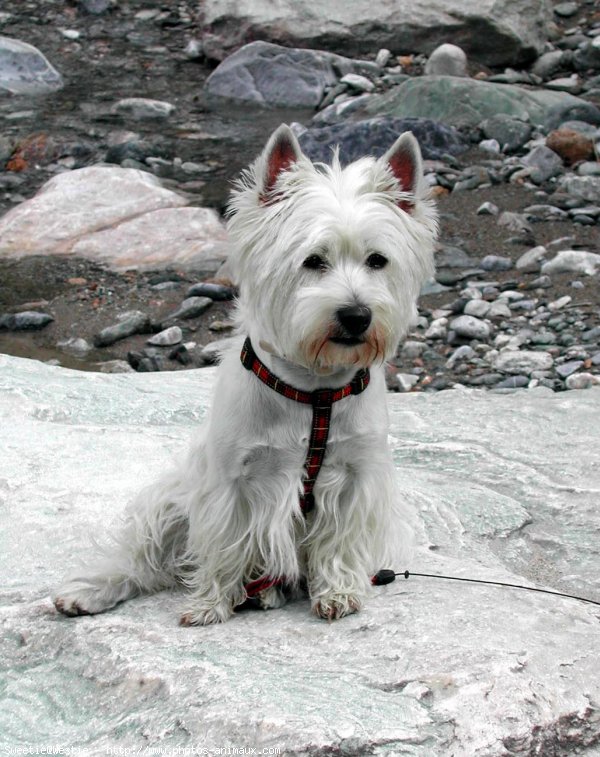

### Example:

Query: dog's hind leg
xmin=53 ymin=476 xmax=188 ymax=617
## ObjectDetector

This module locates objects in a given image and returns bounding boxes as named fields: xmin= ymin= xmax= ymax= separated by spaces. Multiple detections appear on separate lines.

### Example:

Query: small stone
xmin=187 ymin=282 xmax=234 ymax=300
xmin=401 ymin=340 xmax=426 ymax=359
xmin=424 ymin=44 xmax=468 ymax=77
xmin=463 ymin=300 xmax=491 ymax=318
xmin=487 ymin=301 xmax=512 ymax=319
xmin=498 ymin=212 xmax=532 ymax=235
xmin=209 ymin=320 xmax=235 ymax=332
xmin=97 ymin=359 xmax=134 ymax=374
xmin=164 ymin=297 xmax=213 ymax=322
xmin=479 ymin=139 xmax=500 ymax=154
xmin=555 ymin=360 xmax=583 ymax=378
xmin=523 ymin=205 xmax=568 ymax=222
xmin=339 ymin=73 xmax=374 ymax=93
xmin=516 ymin=246 xmax=547 ymax=272
xmin=565 ymin=373 xmax=598 ymax=390
xmin=425 ymin=317 xmax=448 ymax=340
xmin=446 ymin=345 xmax=475 ymax=368
xmin=522 ymin=146 xmax=563 ymax=184
xmin=481 ymin=115 xmax=532 ymax=153
xmin=184 ymin=39 xmax=203 ymax=60
xmin=375 ymin=49 xmax=392 ymax=68
xmin=127 ymin=350 xmax=163 ymax=372
xmin=493 ymin=350 xmax=554 ymax=375
xmin=61 ymin=29 xmax=81 ymax=40
xmin=476 ymin=202 xmax=499 ymax=216
xmin=449 ymin=315 xmax=491 ymax=341
xmin=396 ymin=373 xmax=419 ymax=392
xmin=112 ymin=98 xmax=176 ymax=120
xmin=0 ymin=311 xmax=54 ymax=331
xmin=546 ymin=129 xmax=594 ymax=166
xmin=479 ymin=255 xmax=512 ymax=272
xmin=524 ymin=275 xmax=553 ymax=290
xmin=494 ymin=375 xmax=529 ymax=389
xmin=553 ymin=2 xmax=578 ymax=17
xmin=93 ymin=311 xmax=151 ymax=347
xmin=548 ymin=295 xmax=572 ymax=312
xmin=147 ymin=326 xmax=183 ymax=347
xmin=57 ymin=337 xmax=92 ymax=354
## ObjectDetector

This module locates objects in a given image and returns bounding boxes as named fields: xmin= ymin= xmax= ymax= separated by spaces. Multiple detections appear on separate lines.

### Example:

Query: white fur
xmin=53 ymin=126 xmax=437 ymax=624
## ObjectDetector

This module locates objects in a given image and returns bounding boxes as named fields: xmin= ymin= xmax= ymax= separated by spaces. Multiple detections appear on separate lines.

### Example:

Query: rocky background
xmin=0 ymin=0 xmax=599 ymax=392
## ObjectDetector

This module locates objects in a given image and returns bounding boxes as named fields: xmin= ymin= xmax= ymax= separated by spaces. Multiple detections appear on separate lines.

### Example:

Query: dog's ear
xmin=381 ymin=132 xmax=423 ymax=214
xmin=260 ymin=124 xmax=302 ymax=203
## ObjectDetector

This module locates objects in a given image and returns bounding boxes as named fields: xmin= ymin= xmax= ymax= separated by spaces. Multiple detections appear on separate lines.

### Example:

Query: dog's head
xmin=228 ymin=124 xmax=438 ymax=375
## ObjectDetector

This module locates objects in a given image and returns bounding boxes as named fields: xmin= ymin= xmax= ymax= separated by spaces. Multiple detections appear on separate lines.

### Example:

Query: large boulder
xmin=0 ymin=166 xmax=229 ymax=271
xmin=365 ymin=76 xmax=600 ymax=129
xmin=297 ymin=117 xmax=468 ymax=163
xmin=1 ymin=356 xmax=599 ymax=752
xmin=0 ymin=35 xmax=63 ymax=95
xmin=205 ymin=40 xmax=364 ymax=107
xmin=200 ymin=0 xmax=553 ymax=67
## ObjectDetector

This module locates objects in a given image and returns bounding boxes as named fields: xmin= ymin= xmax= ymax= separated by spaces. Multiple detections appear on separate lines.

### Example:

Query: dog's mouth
xmin=329 ymin=335 xmax=365 ymax=347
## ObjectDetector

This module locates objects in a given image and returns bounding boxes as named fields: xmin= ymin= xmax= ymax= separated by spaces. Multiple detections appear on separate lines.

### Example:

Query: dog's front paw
xmin=52 ymin=580 xmax=120 ymax=617
xmin=179 ymin=602 xmax=234 ymax=627
xmin=312 ymin=593 xmax=362 ymax=621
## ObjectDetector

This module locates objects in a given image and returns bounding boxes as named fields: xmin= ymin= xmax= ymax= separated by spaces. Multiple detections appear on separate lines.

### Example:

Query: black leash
xmin=372 ymin=569 xmax=600 ymax=608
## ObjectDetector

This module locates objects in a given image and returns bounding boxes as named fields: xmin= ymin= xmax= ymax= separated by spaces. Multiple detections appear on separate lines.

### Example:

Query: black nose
xmin=336 ymin=305 xmax=372 ymax=336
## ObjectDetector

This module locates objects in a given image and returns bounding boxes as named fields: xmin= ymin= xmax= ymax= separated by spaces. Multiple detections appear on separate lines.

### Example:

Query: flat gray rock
xmin=205 ymin=40 xmax=351 ymax=107
xmin=200 ymin=0 xmax=553 ymax=67
xmin=2 ymin=356 xmax=599 ymax=752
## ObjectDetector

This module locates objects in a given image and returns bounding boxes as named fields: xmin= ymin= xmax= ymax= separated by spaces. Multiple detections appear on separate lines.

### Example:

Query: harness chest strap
xmin=240 ymin=337 xmax=370 ymax=598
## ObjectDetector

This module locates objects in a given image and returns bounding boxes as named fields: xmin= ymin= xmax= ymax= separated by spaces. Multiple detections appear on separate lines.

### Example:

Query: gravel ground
xmin=0 ymin=0 xmax=599 ymax=389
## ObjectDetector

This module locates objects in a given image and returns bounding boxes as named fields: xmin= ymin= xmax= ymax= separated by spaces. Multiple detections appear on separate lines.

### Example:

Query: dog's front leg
xmin=305 ymin=503 xmax=372 ymax=621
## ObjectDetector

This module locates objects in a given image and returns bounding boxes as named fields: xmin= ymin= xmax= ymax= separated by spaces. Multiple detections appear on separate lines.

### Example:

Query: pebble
xmin=0 ymin=311 xmax=54 ymax=330
xmin=565 ymin=373 xmax=598 ymax=390
xmin=57 ymin=337 xmax=92 ymax=354
xmin=339 ymin=73 xmax=375 ymax=93
xmin=396 ymin=373 xmax=419 ymax=392
xmin=97 ymin=360 xmax=135 ymax=374
xmin=93 ymin=311 xmax=151 ymax=348
xmin=112 ymin=98 xmax=176 ymax=120
xmin=476 ymin=202 xmax=499 ymax=216
xmin=492 ymin=350 xmax=554 ymax=375
xmin=463 ymin=300 xmax=491 ymax=318
xmin=187 ymin=282 xmax=235 ymax=300
xmin=147 ymin=326 xmax=183 ymax=347
xmin=516 ymin=246 xmax=547 ymax=272
xmin=479 ymin=255 xmax=512 ymax=272
xmin=555 ymin=360 xmax=583 ymax=378
xmin=449 ymin=315 xmax=491 ymax=341
xmin=164 ymin=297 xmax=213 ymax=322
xmin=127 ymin=350 xmax=163 ymax=372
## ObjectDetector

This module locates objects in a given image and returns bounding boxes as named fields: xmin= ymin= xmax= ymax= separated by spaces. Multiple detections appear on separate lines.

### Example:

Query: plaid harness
xmin=240 ymin=337 xmax=370 ymax=598
xmin=241 ymin=337 xmax=370 ymax=514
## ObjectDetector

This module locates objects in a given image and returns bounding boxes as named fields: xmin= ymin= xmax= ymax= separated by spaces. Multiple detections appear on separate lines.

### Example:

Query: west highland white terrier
xmin=53 ymin=124 xmax=437 ymax=625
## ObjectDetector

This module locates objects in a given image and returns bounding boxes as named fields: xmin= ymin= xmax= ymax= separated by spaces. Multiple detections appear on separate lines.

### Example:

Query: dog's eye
xmin=302 ymin=254 xmax=327 ymax=271
xmin=366 ymin=253 xmax=388 ymax=270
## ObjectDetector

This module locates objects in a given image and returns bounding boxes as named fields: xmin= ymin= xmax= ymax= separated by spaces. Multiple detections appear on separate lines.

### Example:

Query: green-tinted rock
xmin=365 ymin=76 xmax=600 ymax=129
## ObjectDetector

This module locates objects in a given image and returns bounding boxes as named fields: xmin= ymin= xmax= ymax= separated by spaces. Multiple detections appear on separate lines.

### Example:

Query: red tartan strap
xmin=240 ymin=338 xmax=370 ymax=599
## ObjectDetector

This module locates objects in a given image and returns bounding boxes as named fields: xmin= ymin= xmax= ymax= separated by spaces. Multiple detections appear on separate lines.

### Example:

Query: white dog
xmin=53 ymin=124 xmax=437 ymax=625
